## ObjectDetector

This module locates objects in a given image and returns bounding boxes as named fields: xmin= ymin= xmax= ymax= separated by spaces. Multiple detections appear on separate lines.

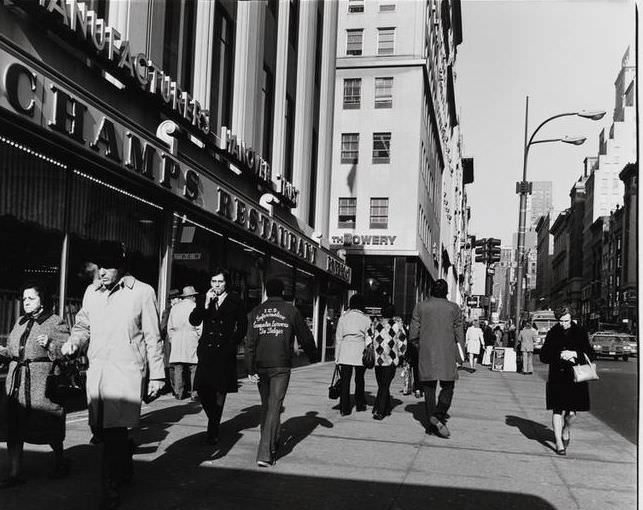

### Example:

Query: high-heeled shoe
xmin=562 ymin=437 xmax=570 ymax=448
xmin=555 ymin=447 xmax=566 ymax=456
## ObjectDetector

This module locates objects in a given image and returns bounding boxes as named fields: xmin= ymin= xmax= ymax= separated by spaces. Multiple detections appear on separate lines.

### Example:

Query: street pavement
xmin=0 ymin=358 xmax=637 ymax=510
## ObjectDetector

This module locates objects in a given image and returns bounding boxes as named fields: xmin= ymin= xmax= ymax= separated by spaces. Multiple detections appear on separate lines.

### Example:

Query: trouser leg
xmin=421 ymin=381 xmax=438 ymax=425
xmin=257 ymin=369 xmax=290 ymax=463
xmin=374 ymin=367 xmax=384 ymax=414
xmin=101 ymin=427 xmax=129 ymax=504
xmin=354 ymin=366 xmax=366 ymax=408
xmin=434 ymin=381 xmax=455 ymax=421
xmin=524 ymin=352 xmax=533 ymax=373
xmin=339 ymin=364 xmax=353 ymax=414
xmin=381 ymin=365 xmax=396 ymax=415
xmin=172 ymin=363 xmax=185 ymax=398
xmin=198 ymin=386 xmax=226 ymax=439
xmin=188 ymin=365 xmax=198 ymax=396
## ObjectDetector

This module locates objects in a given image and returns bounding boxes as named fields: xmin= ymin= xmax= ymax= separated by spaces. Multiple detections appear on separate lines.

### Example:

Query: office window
xmin=338 ymin=198 xmax=357 ymax=228
xmin=372 ymin=132 xmax=391 ymax=163
xmin=370 ymin=198 xmax=389 ymax=228
xmin=348 ymin=0 xmax=364 ymax=13
xmin=379 ymin=3 xmax=396 ymax=11
xmin=377 ymin=27 xmax=395 ymax=55
xmin=341 ymin=133 xmax=359 ymax=164
xmin=346 ymin=29 xmax=363 ymax=56
xmin=343 ymin=78 xmax=361 ymax=109
xmin=374 ymin=77 xmax=393 ymax=108
xmin=163 ymin=0 xmax=197 ymax=90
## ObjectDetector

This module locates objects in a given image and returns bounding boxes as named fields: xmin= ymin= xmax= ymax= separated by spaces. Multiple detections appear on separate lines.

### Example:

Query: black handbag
xmin=45 ymin=358 xmax=85 ymax=405
xmin=362 ymin=343 xmax=375 ymax=369
xmin=328 ymin=365 xmax=342 ymax=400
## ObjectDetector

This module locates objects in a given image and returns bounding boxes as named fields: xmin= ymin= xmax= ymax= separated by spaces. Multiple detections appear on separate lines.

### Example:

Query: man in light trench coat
xmin=409 ymin=279 xmax=464 ymax=439
xmin=62 ymin=241 xmax=165 ymax=509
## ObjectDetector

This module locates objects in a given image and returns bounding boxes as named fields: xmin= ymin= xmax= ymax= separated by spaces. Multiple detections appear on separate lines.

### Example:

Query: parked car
xmin=590 ymin=331 xmax=637 ymax=361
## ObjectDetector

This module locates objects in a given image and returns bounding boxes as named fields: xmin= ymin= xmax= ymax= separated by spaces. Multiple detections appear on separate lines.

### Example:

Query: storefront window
xmin=170 ymin=215 xmax=226 ymax=297
xmin=226 ymin=238 xmax=265 ymax=312
xmin=266 ymin=256 xmax=295 ymax=301
xmin=0 ymin=140 xmax=66 ymax=344
xmin=65 ymin=170 xmax=164 ymax=322
xmin=295 ymin=268 xmax=315 ymax=331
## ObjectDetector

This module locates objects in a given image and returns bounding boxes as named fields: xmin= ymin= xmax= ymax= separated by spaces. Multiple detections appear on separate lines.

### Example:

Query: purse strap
xmin=331 ymin=365 xmax=340 ymax=384
xmin=582 ymin=353 xmax=593 ymax=365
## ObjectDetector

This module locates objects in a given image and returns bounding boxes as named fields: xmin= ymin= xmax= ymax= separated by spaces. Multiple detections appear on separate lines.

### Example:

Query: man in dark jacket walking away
xmin=409 ymin=279 xmax=464 ymax=439
xmin=245 ymin=278 xmax=320 ymax=467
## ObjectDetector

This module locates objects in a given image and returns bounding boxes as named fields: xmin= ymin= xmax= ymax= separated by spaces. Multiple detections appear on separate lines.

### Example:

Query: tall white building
xmin=328 ymin=0 xmax=470 ymax=318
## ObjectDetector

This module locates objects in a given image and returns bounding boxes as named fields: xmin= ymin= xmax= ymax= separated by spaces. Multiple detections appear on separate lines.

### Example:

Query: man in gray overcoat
xmin=409 ymin=279 xmax=464 ymax=438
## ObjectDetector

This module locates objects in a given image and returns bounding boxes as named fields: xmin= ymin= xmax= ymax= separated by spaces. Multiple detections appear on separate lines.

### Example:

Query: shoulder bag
xmin=328 ymin=365 xmax=342 ymax=400
xmin=572 ymin=353 xmax=599 ymax=383
xmin=362 ymin=343 xmax=375 ymax=369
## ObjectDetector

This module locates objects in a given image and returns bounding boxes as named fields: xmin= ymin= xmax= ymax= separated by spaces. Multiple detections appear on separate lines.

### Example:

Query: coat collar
xmin=93 ymin=274 xmax=136 ymax=293
xmin=19 ymin=310 xmax=53 ymax=325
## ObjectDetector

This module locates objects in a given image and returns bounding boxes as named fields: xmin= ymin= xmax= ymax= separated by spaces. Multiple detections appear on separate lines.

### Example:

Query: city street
xmin=0 ymin=359 xmax=636 ymax=510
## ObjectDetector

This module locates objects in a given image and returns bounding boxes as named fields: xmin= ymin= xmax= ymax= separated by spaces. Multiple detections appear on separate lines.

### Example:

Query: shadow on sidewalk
xmin=404 ymin=402 xmax=427 ymax=432
xmin=135 ymin=401 xmax=204 ymax=454
xmin=505 ymin=415 xmax=556 ymax=452
xmin=212 ymin=405 xmax=263 ymax=460
xmin=0 ymin=449 xmax=560 ymax=510
xmin=276 ymin=411 xmax=333 ymax=460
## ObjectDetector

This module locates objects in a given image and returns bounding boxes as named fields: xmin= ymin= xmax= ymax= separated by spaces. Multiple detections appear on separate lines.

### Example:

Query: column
xmin=231 ymin=1 xmax=265 ymax=143
xmin=314 ymin=0 xmax=338 ymax=246
xmin=192 ymin=0 xmax=217 ymax=111
xmin=270 ymin=0 xmax=291 ymax=180
xmin=291 ymin=0 xmax=316 ymax=222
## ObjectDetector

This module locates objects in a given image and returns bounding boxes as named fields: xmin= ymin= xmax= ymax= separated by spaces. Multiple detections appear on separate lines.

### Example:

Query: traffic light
xmin=487 ymin=238 xmax=501 ymax=264
xmin=474 ymin=238 xmax=487 ymax=263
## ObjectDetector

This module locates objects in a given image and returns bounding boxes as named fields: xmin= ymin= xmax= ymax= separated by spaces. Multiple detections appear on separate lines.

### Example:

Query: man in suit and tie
xmin=409 ymin=279 xmax=464 ymax=438
xmin=189 ymin=268 xmax=247 ymax=445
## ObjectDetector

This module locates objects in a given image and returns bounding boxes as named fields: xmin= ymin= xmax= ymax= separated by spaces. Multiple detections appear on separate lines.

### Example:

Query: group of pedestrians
xmin=0 ymin=241 xmax=596 ymax=507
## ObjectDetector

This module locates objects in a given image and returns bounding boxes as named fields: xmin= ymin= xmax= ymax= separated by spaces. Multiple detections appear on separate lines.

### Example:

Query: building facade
xmin=618 ymin=163 xmax=637 ymax=333
xmin=0 ymin=0 xmax=351 ymax=357
xmin=328 ymin=0 xmax=469 ymax=320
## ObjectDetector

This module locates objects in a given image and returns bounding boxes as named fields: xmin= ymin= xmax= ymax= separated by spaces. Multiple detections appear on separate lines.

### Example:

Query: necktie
xmin=212 ymin=296 xmax=218 ymax=310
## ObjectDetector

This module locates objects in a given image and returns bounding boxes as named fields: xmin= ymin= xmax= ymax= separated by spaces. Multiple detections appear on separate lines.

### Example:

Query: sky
xmin=454 ymin=0 xmax=636 ymax=293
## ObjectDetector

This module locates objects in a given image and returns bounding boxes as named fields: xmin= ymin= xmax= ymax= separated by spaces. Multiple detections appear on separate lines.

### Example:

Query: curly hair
xmin=554 ymin=305 xmax=572 ymax=320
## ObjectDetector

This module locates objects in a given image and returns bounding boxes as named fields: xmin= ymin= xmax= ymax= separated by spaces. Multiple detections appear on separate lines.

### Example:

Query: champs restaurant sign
xmin=0 ymin=54 xmax=351 ymax=283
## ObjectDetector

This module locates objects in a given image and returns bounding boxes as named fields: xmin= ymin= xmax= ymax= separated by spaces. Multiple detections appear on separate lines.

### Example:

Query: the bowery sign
xmin=331 ymin=234 xmax=398 ymax=247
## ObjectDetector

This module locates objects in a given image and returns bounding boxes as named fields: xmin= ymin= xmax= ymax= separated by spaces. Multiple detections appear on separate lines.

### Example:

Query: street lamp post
xmin=514 ymin=96 xmax=605 ymax=329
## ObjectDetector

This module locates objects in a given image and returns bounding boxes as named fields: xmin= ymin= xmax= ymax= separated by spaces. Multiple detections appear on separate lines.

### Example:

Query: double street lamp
xmin=514 ymin=96 xmax=605 ymax=329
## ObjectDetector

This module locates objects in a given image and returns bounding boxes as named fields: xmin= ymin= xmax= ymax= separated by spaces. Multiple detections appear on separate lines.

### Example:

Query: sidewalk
xmin=0 ymin=360 xmax=636 ymax=510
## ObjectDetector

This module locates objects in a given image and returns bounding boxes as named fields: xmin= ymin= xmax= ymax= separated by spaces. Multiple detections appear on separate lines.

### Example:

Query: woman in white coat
xmin=335 ymin=294 xmax=372 ymax=416
xmin=465 ymin=319 xmax=485 ymax=371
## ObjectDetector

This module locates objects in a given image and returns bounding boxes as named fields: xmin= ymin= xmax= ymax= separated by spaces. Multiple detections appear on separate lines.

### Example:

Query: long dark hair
xmin=348 ymin=293 xmax=366 ymax=312
xmin=20 ymin=280 xmax=54 ymax=314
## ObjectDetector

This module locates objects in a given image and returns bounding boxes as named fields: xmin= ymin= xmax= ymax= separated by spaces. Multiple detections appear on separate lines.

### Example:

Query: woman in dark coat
xmin=189 ymin=269 xmax=247 ymax=444
xmin=0 ymin=282 xmax=70 ymax=487
xmin=539 ymin=306 xmax=594 ymax=456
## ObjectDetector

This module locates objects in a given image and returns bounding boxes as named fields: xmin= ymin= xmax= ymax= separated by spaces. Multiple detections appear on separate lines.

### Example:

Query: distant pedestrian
xmin=368 ymin=304 xmax=408 ymax=420
xmin=409 ymin=279 xmax=464 ymax=438
xmin=465 ymin=319 xmax=484 ymax=371
xmin=189 ymin=269 xmax=247 ymax=446
xmin=517 ymin=322 xmax=538 ymax=375
xmin=493 ymin=326 xmax=503 ymax=347
xmin=168 ymin=286 xmax=202 ymax=400
xmin=62 ymin=242 xmax=165 ymax=509
xmin=539 ymin=306 xmax=594 ymax=456
xmin=245 ymin=278 xmax=319 ymax=467
xmin=0 ymin=281 xmax=70 ymax=488
xmin=334 ymin=294 xmax=372 ymax=416
xmin=161 ymin=289 xmax=180 ymax=395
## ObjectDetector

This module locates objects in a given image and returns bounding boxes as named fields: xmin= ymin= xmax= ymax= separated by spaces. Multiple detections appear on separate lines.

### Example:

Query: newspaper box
xmin=492 ymin=347 xmax=517 ymax=372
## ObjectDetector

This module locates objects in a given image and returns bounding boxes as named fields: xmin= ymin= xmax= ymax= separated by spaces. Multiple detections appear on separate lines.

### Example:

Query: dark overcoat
xmin=409 ymin=297 xmax=464 ymax=381
xmin=190 ymin=294 xmax=247 ymax=393
xmin=539 ymin=323 xmax=594 ymax=411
